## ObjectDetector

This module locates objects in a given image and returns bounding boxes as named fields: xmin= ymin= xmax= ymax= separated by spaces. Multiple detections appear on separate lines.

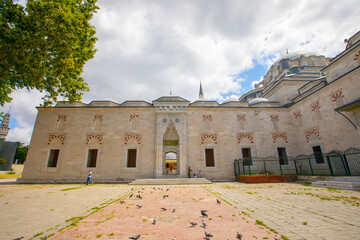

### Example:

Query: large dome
xmin=271 ymin=51 xmax=320 ymax=67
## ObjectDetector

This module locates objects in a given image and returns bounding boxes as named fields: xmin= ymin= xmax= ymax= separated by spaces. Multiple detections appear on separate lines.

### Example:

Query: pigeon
xmin=216 ymin=199 xmax=221 ymax=204
xmin=13 ymin=238 xmax=24 ymax=240
xmin=189 ymin=222 xmax=197 ymax=227
xmin=131 ymin=188 xmax=134 ymax=191
xmin=137 ymin=195 xmax=142 ymax=199
xmin=201 ymin=210 xmax=208 ymax=217
xmin=274 ymin=236 xmax=279 ymax=240
xmin=136 ymin=205 xmax=142 ymax=208
xmin=172 ymin=236 xmax=176 ymax=240
xmin=166 ymin=188 xmax=170 ymax=191
xmin=142 ymin=188 xmax=145 ymax=190
xmin=152 ymin=217 xmax=157 ymax=225
xmin=236 ymin=232 xmax=243 ymax=240
xmin=202 ymin=220 xmax=207 ymax=228
xmin=205 ymin=232 xmax=213 ymax=238
xmin=129 ymin=193 xmax=133 ymax=198
xmin=120 ymin=200 xmax=125 ymax=204
xmin=172 ymin=208 xmax=176 ymax=213
xmin=138 ymin=191 xmax=141 ymax=193
xmin=42 ymin=237 xmax=47 ymax=240
xmin=129 ymin=235 xmax=141 ymax=240
xmin=161 ymin=207 xmax=167 ymax=211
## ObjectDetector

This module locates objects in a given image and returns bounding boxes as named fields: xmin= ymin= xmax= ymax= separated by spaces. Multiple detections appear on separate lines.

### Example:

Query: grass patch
xmin=302 ymin=221 xmax=308 ymax=225
xmin=281 ymin=235 xmax=290 ymax=240
xmin=255 ymin=220 xmax=278 ymax=234
xmin=33 ymin=232 xmax=43 ymax=237
xmin=96 ymin=234 xmax=102 ymax=238
xmin=61 ymin=186 xmax=84 ymax=191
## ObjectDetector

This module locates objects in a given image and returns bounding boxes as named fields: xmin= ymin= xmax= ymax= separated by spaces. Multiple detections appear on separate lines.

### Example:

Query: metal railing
xmin=234 ymin=147 xmax=360 ymax=176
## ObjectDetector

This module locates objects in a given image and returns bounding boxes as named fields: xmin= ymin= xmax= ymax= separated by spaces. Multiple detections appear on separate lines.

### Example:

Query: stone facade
xmin=19 ymin=31 xmax=360 ymax=183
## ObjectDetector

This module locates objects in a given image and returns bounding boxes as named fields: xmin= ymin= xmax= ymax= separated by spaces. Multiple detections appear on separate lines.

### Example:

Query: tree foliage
xmin=0 ymin=0 xmax=99 ymax=107
xmin=14 ymin=142 xmax=28 ymax=164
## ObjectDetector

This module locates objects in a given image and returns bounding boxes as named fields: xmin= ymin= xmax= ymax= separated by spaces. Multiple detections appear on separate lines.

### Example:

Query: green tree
xmin=0 ymin=0 xmax=99 ymax=107
xmin=14 ymin=142 xmax=28 ymax=164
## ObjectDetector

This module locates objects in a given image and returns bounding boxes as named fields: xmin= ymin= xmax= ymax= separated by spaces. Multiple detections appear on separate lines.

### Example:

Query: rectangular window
xmin=87 ymin=149 xmax=98 ymax=168
xmin=312 ymin=146 xmax=324 ymax=164
xmin=205 ymin=148 xmax=215 ymax=167
xmin=277 ymin=148 xmax=289 ymax=165
xmin=242 ymin=148 xmax=252 ymax=166
xmin=47 ymin=149 xmax=60 ymax=168
xmin=127 ymin=149 xmax=137 ymax=168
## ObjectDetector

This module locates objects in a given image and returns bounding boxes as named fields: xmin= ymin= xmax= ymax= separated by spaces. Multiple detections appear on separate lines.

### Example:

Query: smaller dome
xmin=222 ymin=97 xmax=239 ymax=104
xmin=249 ymin=97 xmax=269 ymax=105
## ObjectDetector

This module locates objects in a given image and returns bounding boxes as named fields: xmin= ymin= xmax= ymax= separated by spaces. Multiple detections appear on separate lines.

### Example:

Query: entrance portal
xmin=165 ymin=152 xmax=177 ymax=175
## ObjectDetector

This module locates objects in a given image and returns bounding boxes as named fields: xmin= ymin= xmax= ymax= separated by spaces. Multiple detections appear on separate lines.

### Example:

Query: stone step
xmin=129 ymin=178 xmax=212 ymax=185
xmin=312 ymin=181 xmax=360 ymax=190
xmin=330 ymin=177 xmax=360 ymax=182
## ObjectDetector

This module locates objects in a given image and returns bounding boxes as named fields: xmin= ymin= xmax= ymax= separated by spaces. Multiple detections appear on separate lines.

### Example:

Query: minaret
xmin=199 ymin=80 xmax=204 ymax=99
xmin=0 ymin=111 xmax=10 ymax=140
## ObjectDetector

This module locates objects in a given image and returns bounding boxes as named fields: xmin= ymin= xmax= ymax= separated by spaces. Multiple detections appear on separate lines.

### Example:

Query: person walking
xmin=86 ymin=170 xmax=93 ymax=185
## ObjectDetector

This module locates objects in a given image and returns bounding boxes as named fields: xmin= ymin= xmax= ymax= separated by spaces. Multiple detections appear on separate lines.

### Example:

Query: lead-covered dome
xmin=271 ymin=51 xmax=320 ymax=67
xmin=249 ymin=97 xmax=269 ymax=105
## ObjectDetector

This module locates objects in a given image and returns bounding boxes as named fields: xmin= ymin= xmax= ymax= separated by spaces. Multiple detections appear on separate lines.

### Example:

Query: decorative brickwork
xmin=237 ymin=114 xmax=246 ymax=121
xmin=124 ymin=134 xmax=141 ymax=144
xmin=272 ymin=133 xmax=288 ymax=143
xmin=330 ymin=90 xmax=345 ymax=107
xmin=270 ymin=115 xmax=279 ymax=121
xmin=93 ymin=115 xmax=103 ymax=121
xmin=201 ymin=134 xmax=217 ymax=144
xmin=294 ymin=111 xmax=302 ymax=119
xmin=57 ymin=115 xmax=67 ymax=122
xmin=310 ymin=101 xmax=321 ymax=111
xmin=304 ymin=128 xmax=321 ymax=142
xmin=129 ymin=114 xmax=139 ymax=121
xmin=48 ymin=135 xmax=65 ymax=145
xmin=86 ymin=134 xmax=103 ymax=145
xmin=202 ymin=115 xmax=213 ymax=121
xmin=355 ymin=50 xmax=360 ymax=64
xmin=237 ymin=133 xmax=254 ymax=143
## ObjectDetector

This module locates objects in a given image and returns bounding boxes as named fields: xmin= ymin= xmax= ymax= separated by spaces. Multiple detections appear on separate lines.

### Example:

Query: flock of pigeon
xmin=124 ymin=187 xmax=279 ymax=240
xmin=13 ymin=187 xmax=280 ymax=240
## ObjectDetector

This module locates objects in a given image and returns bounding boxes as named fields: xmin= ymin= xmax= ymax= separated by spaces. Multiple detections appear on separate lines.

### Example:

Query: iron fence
xmin=234 ymin=147 xmax=360 ymax=176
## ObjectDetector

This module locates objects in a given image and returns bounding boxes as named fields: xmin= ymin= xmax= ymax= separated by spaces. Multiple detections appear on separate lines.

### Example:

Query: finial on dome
xmin=199 ymin=80 xmax=204 ymax=99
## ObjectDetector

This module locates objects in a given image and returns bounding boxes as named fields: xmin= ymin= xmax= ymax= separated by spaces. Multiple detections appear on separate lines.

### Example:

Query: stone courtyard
xmin=1 ymin=181 xmax=360 ymax=240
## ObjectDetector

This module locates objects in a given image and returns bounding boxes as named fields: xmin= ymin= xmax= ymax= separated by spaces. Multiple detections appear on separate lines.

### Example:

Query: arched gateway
xmin=153 ymin=96 xmax=189 ymax=178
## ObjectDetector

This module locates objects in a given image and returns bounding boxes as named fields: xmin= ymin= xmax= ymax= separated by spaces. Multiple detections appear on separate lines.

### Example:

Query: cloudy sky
xmin=1 ymin=0 xmax=359 ymax=145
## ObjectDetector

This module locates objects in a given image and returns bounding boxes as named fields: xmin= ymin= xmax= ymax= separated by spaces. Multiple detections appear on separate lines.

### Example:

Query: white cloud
xmin=4 ymin=0 xmax=360 ymax=144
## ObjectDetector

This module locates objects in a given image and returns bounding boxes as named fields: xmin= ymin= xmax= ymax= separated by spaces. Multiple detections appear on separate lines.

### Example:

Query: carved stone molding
xmin=203 ymin=115 xmax=213 ymax=121
xmin=57 ymin=115 xmax=67 ymax=122
xmin=237 ymin=133 xmax=254 ymax=144
xmin=155 ymin=105 xmax=187 ymax=112
xmin=124 ymin=134 xmax=141 ymax=145
xmin=272 ymin=133 xmax=288 ymax=143
xmin=201 ymin=134 xmax=217 ymax=144
xmin=48 ymin=135 xmax=65 ymax=145
xmin=86 ymin=134 xmax=103 ymax=145
xmin=305 ymin=128 xmax=320 ymax=142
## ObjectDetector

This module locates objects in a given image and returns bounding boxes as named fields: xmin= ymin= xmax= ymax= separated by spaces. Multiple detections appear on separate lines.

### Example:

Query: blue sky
xmin=1 ymin=0 xmax=359 ymax=144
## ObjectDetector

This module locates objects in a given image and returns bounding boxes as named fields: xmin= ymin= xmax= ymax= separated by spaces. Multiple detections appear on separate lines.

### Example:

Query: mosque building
xmin=19 ymin=31 xmax=360 ymax=183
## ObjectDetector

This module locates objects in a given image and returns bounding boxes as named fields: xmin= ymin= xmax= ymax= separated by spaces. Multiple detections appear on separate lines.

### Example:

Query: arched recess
xmin=163 ymin=120 xmax=179 ymax=175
